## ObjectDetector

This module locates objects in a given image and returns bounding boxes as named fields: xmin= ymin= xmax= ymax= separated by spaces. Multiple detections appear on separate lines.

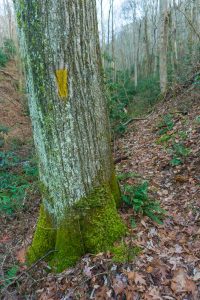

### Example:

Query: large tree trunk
xmin=13 ymin=0 xmax=125 ymax=272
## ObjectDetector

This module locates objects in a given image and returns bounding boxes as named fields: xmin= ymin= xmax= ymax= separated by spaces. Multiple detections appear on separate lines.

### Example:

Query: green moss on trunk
xmin=109 ymin=171 xmax=121 ymax=207
xmin=27 ymin=205 xmax=56 ymax=264
xmin=27 ymin=184 xmax=126 ymax=272
xmin=52 ymin=214 xmax=85 ymax=270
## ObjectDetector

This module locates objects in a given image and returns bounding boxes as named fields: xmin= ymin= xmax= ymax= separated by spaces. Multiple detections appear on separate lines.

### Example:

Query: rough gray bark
xmin=13 ymin=0 xmax=124 ymax=271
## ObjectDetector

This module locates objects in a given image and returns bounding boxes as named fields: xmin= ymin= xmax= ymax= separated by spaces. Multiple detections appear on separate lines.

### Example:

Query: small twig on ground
xmin=170 ymin=111 xmax=188 ymax=115
xmin=114 ymin=156 xmax=129 ymax=164
xmin=2 ymin=249 xmax=58 ymax=292
xmin=123 ymin=117 xmax=147 ymax=127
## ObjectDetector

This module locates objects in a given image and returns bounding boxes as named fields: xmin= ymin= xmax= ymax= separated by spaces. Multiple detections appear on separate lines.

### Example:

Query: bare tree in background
xmin=159 ymin=0 xmax=169 ymax=94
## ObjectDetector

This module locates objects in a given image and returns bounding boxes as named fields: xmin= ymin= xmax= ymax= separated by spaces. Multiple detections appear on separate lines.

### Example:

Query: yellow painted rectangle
xmin=55 ymin=69 xmax=68 ymax=99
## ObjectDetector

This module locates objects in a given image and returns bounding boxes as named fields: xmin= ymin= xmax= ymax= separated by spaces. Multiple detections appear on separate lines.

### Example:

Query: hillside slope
xmin=0 ymin=61 xmax=31 ymax=147
xmin=0 ymin=66 xmax=200 ymax=299
xmin=24 ymin=75 xmax=199 ymax=300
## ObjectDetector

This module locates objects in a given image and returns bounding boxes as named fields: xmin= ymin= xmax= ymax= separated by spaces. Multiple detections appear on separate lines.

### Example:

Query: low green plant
xmin=0 ymin=125 xmax=9 ymax=134
xmin=0 ymin=151 xmax=38 ymax=216
xmin=130 ymin=217 xmax=137 ymax=228
xmin=0 ymin=151 xmax=20 ymax=169
xmin=169 ymin=142 xmax=191 ymax=167
xmin=3 ymin=38 xmax=16 ymax=59
xmin=195 ymin=116 xmax=200 ymax=124
xmin=23 ymin=162 xmax=38 ymax=177
xmin=170 ymin=157 xmax=182 ymax=166
xmin=106 ymin=70 xmax=160 ymax=135
xmin=0 ymin=48 xmax=8 ymax=67
xmin=121 ymin=180 xmax=166 ymax=224
xmin=156 ymin=133 xmax=172 ymax=145
xmin=0 ymin=265 xmax=19 ymax=289
xmin=106 ymin=70 xmax=134 ymax=135
xmin=0 ymin=125 xmax=9 ymax=148
xmin=0 ymin=137 xmax=4 ymax=148
xmin=156 ymin=113 xmax=191 ymax=167
xmin=178 ymin=131 xmax=188 ymax=140
xmin=193 ymin=74 xmax=200 ymax=86
xmin=133 ymin=74 xmax=160 ymax=109
xmin=172 ymin=142 xmax=191 ymax=157
xmin=157 ymin=114 xmax=174 ymax=135
xmin=111 ymin=243 xmax=141 ymax=263
xmin=10 ymin=137 xmax=24 ymax=151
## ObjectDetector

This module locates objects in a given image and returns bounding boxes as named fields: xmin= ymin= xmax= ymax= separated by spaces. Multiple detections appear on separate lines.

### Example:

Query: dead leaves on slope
xmin=171 ymin=268 xmax=198 ymax=299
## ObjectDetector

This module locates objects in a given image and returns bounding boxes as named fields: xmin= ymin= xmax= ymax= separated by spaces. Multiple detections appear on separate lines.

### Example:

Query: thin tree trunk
xmin=172 ymin=0 xmax=178 ymax=76
xmin=144 ymin=14 xmax=151 ymax=75
xmin=111 ymin=0 xmax=116 ymax=81
xmin=132 ymin=4 xmax=138 ymax=88
xmin=13 ymin=0 xmax=125 ymax=272
xmin=100 ymin=0 xmax=105 ymax=67
xmin=159 ymin=0 xmax=169 ymax=94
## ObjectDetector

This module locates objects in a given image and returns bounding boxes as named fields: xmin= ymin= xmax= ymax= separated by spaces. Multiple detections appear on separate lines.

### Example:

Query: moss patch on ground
xmin=111 ymin=243 xmax=142 ymax=263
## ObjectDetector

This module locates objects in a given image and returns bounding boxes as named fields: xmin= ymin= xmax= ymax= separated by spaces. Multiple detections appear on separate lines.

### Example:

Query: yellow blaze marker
xmin=55 ymin=69 xmax=68 ymax=99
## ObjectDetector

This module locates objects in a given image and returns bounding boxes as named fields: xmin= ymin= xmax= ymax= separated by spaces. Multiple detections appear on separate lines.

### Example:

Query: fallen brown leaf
xmin=112 ymin=278 xmax=126 ymax=295
xmin=144 ymin=287 xmax=162 ymax=299
xmin=147 ymin=266 xmax=154 ymax=273
xmin=16 ymin=247 xmax=26 ymax=264
xmin=134 ymin=272 xmax=146 ymax=285
xmin=171 ymin=268 xmax=197 ymax=297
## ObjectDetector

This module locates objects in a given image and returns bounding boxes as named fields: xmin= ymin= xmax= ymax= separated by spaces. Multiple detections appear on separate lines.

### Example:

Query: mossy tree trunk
xmin=13 ymin=0 xmax=125 ymax=272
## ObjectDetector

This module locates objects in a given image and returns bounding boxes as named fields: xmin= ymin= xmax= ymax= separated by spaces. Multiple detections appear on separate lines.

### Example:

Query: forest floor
xmin=0 ymin=63 xmax=200 ymax=300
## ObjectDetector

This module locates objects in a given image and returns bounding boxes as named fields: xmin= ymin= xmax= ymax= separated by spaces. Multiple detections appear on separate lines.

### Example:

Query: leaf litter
xmin=1 ymin=72 xmax=200 ymax=299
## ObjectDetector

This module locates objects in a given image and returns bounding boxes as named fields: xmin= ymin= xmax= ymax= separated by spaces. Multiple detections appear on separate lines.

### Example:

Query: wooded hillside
xmin=0 ymin=1 xmax=199 ymax=299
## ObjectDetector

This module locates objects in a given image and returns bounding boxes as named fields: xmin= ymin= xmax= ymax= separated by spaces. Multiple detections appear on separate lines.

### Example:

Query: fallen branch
xmin=123 ymin=117 xmax=146 ymax=126
xmin=123 ymin=111 xmax=155 ymax=127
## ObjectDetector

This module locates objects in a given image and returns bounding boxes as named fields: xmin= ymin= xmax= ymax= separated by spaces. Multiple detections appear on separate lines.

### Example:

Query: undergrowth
xmin=118 ymin=173 xmax=166 ymax=226
xmin=111 ymin=242 xmax=141 ymax=263
xmin=0 ymin=150 xmax=38 ymax=216
xmin=0 ymin=124 xmax=9 ymax=147
xmin=156 ymin=114 xmax=191 ymax=166
xmin=106 ymin=69 xmax=160 ymax=136
xmin=0 ymin=38 xmax=16 ymax=67
xmin=0 ymin=265 xmax=19 ymax=290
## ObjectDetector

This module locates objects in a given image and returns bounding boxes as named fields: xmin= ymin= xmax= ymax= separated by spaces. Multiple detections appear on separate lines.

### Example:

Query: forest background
xmin=1 ymin=0 xmax=199 ymax=136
